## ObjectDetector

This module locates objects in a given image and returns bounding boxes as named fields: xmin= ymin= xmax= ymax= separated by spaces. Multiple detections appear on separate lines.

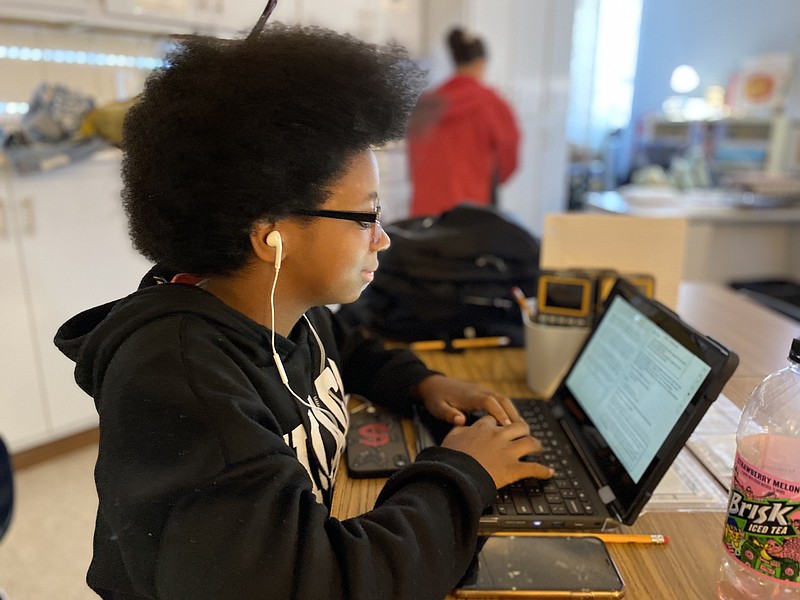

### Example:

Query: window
xmin=567 ymin=0 xmax=642 ymax=152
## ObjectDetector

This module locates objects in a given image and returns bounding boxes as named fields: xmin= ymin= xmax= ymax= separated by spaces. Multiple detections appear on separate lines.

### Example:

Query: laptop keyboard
xmin=487 ymin=399 xmax=597 ymax=518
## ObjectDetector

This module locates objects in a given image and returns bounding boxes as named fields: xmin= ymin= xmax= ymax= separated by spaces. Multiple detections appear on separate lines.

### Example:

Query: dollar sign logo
xmin=358 ymin=423 xmax=389 ymax=447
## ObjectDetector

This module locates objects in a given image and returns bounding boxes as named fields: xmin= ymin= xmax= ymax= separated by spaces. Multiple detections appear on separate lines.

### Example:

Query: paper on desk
xmin=644 ymin=448 xmax=729 ymax=512
xmin=685 ymin=393 xmax=742 ymax=490
xmin=644 ymin=393 xmax=741 ymax=513
xmin=540 ymin=213 xmax=687 ymax=310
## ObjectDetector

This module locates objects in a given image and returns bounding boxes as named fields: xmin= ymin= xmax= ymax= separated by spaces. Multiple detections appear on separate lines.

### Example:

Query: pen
xmin=409 ymin=336 xmax=512 ymax=351
xmin=511 ymin=286 xmax=535 ymax=320
xmin=488 ymin=531 xmax=669 ymax=545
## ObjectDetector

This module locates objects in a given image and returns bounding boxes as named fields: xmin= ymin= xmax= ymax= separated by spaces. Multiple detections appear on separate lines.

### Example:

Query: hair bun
xmin=446 ymin=27 xmax=485 ymax=65
xmin=447 ymin=28 xmax=467 ymax=51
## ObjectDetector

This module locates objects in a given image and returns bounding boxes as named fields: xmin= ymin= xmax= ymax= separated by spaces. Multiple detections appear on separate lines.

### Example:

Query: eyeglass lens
xmin=370 ymin=209 xmax=382 ymax=244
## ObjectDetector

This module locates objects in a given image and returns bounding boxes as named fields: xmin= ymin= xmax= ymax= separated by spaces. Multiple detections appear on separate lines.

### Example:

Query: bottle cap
xmin=791 ymin=337 xmax=800 ymax=363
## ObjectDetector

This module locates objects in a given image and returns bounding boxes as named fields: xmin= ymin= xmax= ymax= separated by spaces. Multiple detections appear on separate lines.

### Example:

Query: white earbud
xmin=266 ymin=228 xmax=292 ymax=387
xmin=264 ymin=227 xmax=328 ymax=409
xmin=266 ymin=230 xmax=282 ymax=270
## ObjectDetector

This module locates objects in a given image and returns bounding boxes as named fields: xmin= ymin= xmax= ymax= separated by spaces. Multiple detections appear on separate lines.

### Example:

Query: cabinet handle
xmin=21 ymin=196 xmax=35 ymax=235
xmin=0 ymin=197 xmax=7 ymax=238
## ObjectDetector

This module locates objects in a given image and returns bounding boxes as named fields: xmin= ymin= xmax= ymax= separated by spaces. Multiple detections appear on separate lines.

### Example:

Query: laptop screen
xmin=554 ymin=280 xmax=737 ymax=522
xmin=565 ymin=294 xmax=711 ymax=483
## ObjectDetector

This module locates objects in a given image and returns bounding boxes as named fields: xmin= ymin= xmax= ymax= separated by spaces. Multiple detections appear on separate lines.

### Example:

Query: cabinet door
xmin=206 ymin=0 xmax=281 ymax=36
xmin=299 ymin=0 xmax=421 ymax=51
xmin=0 ymin=0 xmax=87 ymax=23
xmin=10 ymin=149 xmax=151 ymax=438
xmin=0 ymin=176 xmax=49 ymax=452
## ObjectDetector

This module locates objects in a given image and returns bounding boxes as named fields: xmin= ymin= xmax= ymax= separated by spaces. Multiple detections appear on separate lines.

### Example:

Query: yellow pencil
xmin=487 ymin=531 xmax=669 ymax=545
xmin=511 ymin=286 xmax=535 ymax=319
xmin=410 ymin=336 xmax=511 ymax=351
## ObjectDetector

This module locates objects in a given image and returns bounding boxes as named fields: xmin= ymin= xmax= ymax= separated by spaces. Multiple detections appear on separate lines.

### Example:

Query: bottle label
xmin=723 ymin=451 xmax=800 ymax=586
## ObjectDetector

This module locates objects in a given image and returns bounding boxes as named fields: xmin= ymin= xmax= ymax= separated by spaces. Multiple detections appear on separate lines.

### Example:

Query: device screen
xmin=545 ymin=282 xmax=586 ymax=311
xmin=453 ymin=536 xmax=625 ymax=598
xmin=565 ymin=294 xmax=711 ymax=483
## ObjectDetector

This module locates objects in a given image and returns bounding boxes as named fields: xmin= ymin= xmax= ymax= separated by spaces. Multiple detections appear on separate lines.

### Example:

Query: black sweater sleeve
xmin=156 ymin=447 xmax=494 ymax=600
xmin=325 ymin=308 xmax=439 ymax=416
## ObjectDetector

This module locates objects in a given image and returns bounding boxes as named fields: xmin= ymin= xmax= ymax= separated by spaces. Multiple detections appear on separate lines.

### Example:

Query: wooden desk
xmin=677 ymin=281 xmax=800 ymax=381
xmin=331 ymin=282 xmax=800 ymax=599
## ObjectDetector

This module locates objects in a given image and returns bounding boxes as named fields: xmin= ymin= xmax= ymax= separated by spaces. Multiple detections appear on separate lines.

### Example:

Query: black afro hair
xmin=122 ymin=23 xmax=425 ymax=275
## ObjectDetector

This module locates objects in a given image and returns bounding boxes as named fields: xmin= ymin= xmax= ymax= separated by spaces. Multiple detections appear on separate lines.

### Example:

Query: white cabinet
xmin=99 ymin=0 xmax=233 ymax=35
xmin=0 ymin=0 xmax=422 ymax=44
xmin=0 ymin=0 xmax=88 ymax=25
xmin=0 ymin=0 xmax=240 ymax=35
xmin=0 ymin=176 xmax=49 ymax=452
xmin=0 ymin=149 xmax=151 ymax=452
xmin=299 ymin=0 xmax=422 ymax=52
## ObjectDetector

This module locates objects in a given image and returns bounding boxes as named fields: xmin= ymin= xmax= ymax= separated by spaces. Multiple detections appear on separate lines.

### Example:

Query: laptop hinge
xmin=558 ymin=412 xmax=611 ymax=493
xmin=597 ymin=485 xmax=616 ymax=505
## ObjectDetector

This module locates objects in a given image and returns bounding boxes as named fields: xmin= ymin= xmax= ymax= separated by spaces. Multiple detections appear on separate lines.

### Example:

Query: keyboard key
xmin=566 ymin=499 xmax=584 ymax=515
xmin=512 ymin=493 xmax=533 ymax=515
xmin=524 ymin=480 xmax=543 ymax=493
xmin=532 ymin=499 xmax=550 ymax=514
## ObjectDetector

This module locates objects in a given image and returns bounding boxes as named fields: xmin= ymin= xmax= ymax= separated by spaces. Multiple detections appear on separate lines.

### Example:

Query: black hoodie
xmin=54 ymin=266 xmax=496 ymax=600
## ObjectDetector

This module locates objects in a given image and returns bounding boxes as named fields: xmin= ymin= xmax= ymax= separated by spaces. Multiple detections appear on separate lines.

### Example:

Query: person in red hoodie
xmin=407 ymin=27 xmax=521 ymax=217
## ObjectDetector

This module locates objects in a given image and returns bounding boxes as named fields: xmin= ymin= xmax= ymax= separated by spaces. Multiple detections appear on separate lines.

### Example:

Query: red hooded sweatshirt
xmin=406 ymin=74 xmax=520 ymax=217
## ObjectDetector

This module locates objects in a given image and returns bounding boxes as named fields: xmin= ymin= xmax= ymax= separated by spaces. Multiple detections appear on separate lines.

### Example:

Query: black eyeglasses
xmin=290 ymin=207 xmax=383 ymax=245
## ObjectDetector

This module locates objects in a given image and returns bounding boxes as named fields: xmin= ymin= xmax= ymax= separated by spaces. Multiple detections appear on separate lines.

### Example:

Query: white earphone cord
xmin=269 ymin=256 xmax=326 ymax=410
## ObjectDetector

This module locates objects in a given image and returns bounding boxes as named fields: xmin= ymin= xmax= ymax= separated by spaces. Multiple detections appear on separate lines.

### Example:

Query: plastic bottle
xmin=717 ymin=336 xmax=800 ymax=599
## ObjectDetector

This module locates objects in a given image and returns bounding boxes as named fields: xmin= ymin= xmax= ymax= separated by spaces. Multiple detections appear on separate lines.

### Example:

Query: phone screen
xmin=454 ymin=535 xmax=625 ymax=598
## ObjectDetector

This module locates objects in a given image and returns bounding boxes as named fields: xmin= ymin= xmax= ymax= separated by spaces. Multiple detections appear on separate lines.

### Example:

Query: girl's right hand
xmin=441 ymin=413 xmax=554 ymax=489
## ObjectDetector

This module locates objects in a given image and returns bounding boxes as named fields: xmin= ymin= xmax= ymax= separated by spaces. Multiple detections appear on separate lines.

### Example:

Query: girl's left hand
xmin=414 ymin=374 xmax=519 ymax=427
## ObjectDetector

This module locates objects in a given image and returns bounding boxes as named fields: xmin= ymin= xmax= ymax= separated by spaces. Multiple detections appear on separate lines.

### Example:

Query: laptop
xmin=414 ymin=279 xmax=739 ymax=531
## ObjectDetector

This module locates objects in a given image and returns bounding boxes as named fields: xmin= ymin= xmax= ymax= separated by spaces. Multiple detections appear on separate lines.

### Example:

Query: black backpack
xmin=338 ymin=204 xmax=540 ymax=346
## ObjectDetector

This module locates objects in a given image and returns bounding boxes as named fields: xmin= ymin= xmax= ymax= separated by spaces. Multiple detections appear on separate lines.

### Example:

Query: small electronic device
xmin=453 ymin=535 xmax=626 ymax=598
xmin=537 ymin=269 xmax=656 ymax=327
xmin=535 ymin=271 xmax=597 ymax=327
xmin=598 ymin=273 xmax=655 ymax=304
xmin=346 ymin=401 xmax=410 ymax=478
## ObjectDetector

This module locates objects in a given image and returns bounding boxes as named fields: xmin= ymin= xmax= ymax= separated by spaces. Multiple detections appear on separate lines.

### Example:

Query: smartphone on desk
xmin=453 ymin=535 xmax=625 ymax=598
